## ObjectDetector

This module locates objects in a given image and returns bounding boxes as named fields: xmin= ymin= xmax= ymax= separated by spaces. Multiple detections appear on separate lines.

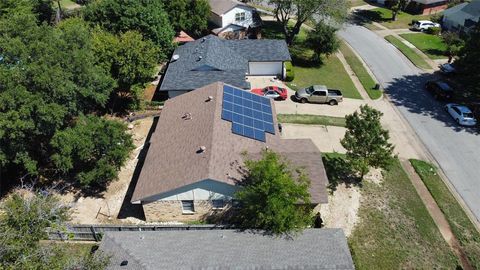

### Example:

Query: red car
xmin=251 ymin=86 xmax=288 ymax=100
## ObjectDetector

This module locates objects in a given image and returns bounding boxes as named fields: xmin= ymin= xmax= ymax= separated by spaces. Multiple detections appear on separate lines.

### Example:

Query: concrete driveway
xmin=340 ymin=24 xmax=480 ymax=223
xmin=281 ymin=124 xmax=346 ymax=153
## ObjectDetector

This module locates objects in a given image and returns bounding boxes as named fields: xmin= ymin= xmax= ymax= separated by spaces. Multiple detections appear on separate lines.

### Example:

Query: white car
xmin=445 ymin=103 xmax=477 ymax=126
xmin=412 ymin=20 xmax=440 ymax=31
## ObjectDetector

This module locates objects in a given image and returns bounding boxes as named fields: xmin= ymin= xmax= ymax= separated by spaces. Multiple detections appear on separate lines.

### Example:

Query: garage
xmin=248 ymin=61 xmax=283 ymax=77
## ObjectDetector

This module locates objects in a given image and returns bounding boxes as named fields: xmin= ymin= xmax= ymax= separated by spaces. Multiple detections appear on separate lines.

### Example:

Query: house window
xmin=235 ymin=12 xmax=246 ymax=22
xmin=181 ymin=200 xmax=194 ymax=214
xmin=212 ymin=199 xmax=225 ymax=209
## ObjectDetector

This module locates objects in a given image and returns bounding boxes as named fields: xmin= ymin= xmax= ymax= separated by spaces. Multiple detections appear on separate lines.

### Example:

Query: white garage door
xmin=249 ymin=62 xmax=283 ymax=76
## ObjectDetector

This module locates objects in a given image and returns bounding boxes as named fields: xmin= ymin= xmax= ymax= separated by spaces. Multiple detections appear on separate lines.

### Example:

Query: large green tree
xmin=0 ymin=0 xmax=54 ymax=23
xmin=456 ymin=23 xmax=480 ymax=97
xmin=51 ymin=115 xmax=133 ymax=188
xmin=84 ymin=0 xmax=175 ymax=61
xmin=234 ymin=150 xmax=312 ymax=234
xmin=0 ymin=190 xmax=109 ymax=269
xmin=161 ymin=0 xmax=210 ymax=36
xmin=306 ymin=22 xmax=340 ymax=62
xmin=341 ymin=105 xmax=395 ymax=180
xmin=269 ymin=0 xmax=347 ymax=45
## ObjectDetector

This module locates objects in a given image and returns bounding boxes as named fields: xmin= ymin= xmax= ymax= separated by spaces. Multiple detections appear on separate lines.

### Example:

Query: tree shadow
xmin=425 ymin=49 xmax=446 ymax=57
xmin=322 ymin=154 xmax=361 ymax=194
xmin=385 ymin=72 xmax=480 ymax=135
xmin=117 ymin=116 xmax=160 ymax=220
xmin=350 ymin=9 xmax=390 ymax=26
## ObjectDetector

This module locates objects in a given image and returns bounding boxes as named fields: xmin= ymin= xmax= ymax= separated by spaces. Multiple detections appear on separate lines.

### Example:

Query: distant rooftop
xmin=99 ymin=229 xmax=355 ymax=270
xmin=209 ymin=0 xmax=252 ymax=16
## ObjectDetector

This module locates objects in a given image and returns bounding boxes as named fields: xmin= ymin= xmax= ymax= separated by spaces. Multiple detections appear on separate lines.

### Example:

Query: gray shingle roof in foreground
xmin=99 ymin=229 xmax=355 ymax=270
xmin=159 ymin=35 xmax=291 ymax=92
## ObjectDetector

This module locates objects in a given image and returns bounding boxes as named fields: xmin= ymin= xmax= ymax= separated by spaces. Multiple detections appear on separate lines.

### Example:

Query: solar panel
xmin=221 ymin=85 xmax=275 ymax=142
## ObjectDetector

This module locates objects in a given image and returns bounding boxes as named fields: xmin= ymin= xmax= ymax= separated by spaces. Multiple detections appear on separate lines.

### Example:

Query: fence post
xmin=91 ymin=225 xmax=99 ymax=242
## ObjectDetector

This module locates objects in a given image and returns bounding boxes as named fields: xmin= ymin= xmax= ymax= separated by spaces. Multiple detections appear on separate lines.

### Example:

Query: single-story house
xmin=159 ymin=35 xmax=291 ymax=98
xmin=132 ymin=82 xmax=329 ymax=222
xmin=208 ymin=0 xmax=262 ymax=38
xmin=405 ymin=0 xmax=448 ymax=15
xmin=442 ymin=0 xmax=480 ymax=33
xmin=99 ymin=229 xmax=355 ymax=270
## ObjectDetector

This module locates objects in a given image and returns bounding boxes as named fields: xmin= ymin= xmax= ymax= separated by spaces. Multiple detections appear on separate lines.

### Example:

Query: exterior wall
xmin=222 ymin=6 xmax=254 ymax=28
xmin=210 ymin=12 xmax=223 ymax=27
xmin=143 ymin=200 xmax=233 ymax=222
xmin=142 ymin=180 xmax=238 ymax=202
xmin=422 ymin=4 xmax=448 ymax=15
xmin=248 ymin=61 xmax=283 ymax=76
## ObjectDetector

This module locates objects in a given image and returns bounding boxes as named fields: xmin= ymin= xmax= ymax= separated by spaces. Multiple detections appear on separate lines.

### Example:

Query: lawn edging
xmin=409 ymin=159 xmax=480 ymax=269
xmin=277 ymin=114 xmax=346 ymax=127
xmin=385 ymin=35 xmax=432 ymax=70
xmin=339 ymin=42 xmax=382 ymax=100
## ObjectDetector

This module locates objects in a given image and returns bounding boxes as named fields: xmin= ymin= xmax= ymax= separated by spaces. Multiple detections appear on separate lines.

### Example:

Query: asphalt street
xmin=339 ymin=24 xmax=480 ymax=223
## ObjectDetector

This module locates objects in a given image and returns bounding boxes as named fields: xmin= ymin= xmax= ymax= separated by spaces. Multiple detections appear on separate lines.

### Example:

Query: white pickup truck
xmin=294 ymin=85 xmax=343 ymax=105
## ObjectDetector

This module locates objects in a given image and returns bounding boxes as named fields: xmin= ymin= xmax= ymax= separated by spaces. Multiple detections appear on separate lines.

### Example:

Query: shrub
xmin=285 ymin=61 xmax=295 ymax=82
xmin=426 ymin=27 xmax=441 ymax=35
xmin=430 ymin=13 xmax=443 ymax=23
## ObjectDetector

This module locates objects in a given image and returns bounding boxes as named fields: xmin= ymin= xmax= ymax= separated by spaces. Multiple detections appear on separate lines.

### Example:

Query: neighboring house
xmin=131 ymin=82 xmax=329 ymax=222
xmin=443 ymin=0 xmax=480 ymax=33
xmin=406 ymin=0 xmax=448 ymax=15
xmin=99 ymin=229 xmax=355 ymax=270
xmin=173 ymin=31 xmax=194 ymax=44
xmin=159 ymin=35 xmax=291 ymax=98
xmin=208 ymin=0 xmax=261 ymax=38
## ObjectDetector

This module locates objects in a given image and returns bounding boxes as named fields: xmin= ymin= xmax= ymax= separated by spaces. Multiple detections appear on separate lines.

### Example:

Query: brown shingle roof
xmin=131 ymin=82 xmax=328 ymax=204
xmin=209 ymin=0 xmax=251 ymax=16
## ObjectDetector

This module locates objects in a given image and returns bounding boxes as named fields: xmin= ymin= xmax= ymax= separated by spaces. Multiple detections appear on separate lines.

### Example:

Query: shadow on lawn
xmin=349 ymin=9 xmax=390 ymax=26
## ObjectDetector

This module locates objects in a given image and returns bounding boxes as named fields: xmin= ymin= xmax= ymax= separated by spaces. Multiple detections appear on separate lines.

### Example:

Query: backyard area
xmin=262 ymin=20 xmax=362 ymax=99
xmin=342 ymin=157 xmax=460 ymax=269
xmin=400 ymin=33 xmax=448 ymax=60
xmin=355 ymin=7 xmax=432 ymax=29
xmin=410 ymin=159 xmax=480 ymax=269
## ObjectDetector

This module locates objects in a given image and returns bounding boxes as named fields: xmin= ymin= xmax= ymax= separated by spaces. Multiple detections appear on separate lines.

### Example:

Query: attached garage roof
xmin=159 ymin=35 xmax=291 ymax=92
xmin=132 ymin=82 xmax=329 ymax=204
xmin=99 ymin=229 xmax=355 ymax=270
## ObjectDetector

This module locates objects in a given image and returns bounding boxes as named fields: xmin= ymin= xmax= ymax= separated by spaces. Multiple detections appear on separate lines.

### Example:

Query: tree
xmin=92 ymin=28 xmax=159 ymax=110
xmin=390 ymin=0 xmax=407 ymax=21
xmin=442 ymin=31 xmax=464 ymax=62
xmin=306 ymin=22 xmax=340 ymax=62
xmin=269 ymin=0 xmax=347 ymax=45
xmin=51 ymin=115 xmax=134 ymax=188
xmin=456 ymin=23 xmax=480 ymax=97
xmin=341 ymin=105 xmax=395 ymax=180
xmin=84 ymin=0 xmax=175 ymax=61
xmin=0 ymin=0 xmax=54 ymax=23
xmin=234 ymin=150 xmax=312 ymax=234
xmin=0 ymin=190 xmax=110 ymax=269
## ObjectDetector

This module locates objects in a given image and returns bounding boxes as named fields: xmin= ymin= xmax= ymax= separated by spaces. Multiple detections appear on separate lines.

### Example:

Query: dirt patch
xmin=317 ymin=184 xmax=361 ymax=237
xmin=60 ymin=117 xmax=154 ymax=224
xmin=365 ymin=168 xmax=383 ymax=185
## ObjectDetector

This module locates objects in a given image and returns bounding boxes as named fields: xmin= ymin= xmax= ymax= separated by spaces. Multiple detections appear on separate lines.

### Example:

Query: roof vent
xmin=206 ymin=96 xmax=214 ymax=102
xmin=120 ymin=260 xmax=128 ymax=266
xmin=197 ymin=55 xmax=203 ymax=61
xmin=202 ymin=37 xmax=207 ymax=43
xmin=182 ymin=112 xmax=192 ymax=120
xmin=197 ymin=146 xmax=207 ymax=154
xmin=171 ymin=54 xmax=180 ymax=62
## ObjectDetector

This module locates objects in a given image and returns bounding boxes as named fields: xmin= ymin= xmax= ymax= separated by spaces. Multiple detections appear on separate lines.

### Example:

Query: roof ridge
xmin=206 ymin=82 xmax=225 ymax=180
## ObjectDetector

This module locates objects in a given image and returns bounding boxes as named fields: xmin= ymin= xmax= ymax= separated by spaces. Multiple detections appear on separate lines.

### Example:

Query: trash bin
xmin=374 ymin=83 xmax=380 ymax=90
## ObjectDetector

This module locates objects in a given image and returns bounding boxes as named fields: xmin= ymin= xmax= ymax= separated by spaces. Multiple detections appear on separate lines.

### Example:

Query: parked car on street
xmin=294 ymin=85 xmax=343 ymax=105
xmin=251 ymin=86 xmax=288 ymax=100
xmin=424 ymin=80 xmax=454 ymax=100
xmin=445 ymin=103 xmax=477 ymax=126
xmin=439 ymin=63 xmax=456 ymax=75
xmin=412 ymin=20 xmax=440 ymax=31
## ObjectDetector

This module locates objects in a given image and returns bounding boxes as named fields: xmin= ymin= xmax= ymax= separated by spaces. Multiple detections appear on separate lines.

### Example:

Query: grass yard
xmin=339 ymin=42 xmax=382 ymax=99
xmin=400 ymin=33 xmax=448 ymax=60
xmin=356 ymin=7 xmax=432 ymax=29
xmin=262 ymin=20 xmax=362 ymax=99
xmin=410 ymin=159 xmax=480 ymax=269
xmin=349 ymin=0 xmax=369 ymax=7
xmin=385 ymin=35 xmax=432 ymax=69
xmin=277 ymin=114 xmax=346 ymax=127
xmin=59 ymin=0 xmax=80 ymax=10
xmin=343 ymin=157 xmax=460 ymax=269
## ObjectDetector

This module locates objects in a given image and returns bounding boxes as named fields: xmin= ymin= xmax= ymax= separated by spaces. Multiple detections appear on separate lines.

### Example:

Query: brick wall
xmin=143 ymin=200 xmax=232 ymax=222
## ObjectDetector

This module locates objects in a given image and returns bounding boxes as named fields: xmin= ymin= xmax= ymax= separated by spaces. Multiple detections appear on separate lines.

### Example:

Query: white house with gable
xmin=208 ymin=0 xmax=260 ymax=38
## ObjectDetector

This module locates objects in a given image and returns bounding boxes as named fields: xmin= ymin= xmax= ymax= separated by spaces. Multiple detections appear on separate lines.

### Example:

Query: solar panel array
xmin=221 ymin=85 xmax=275 ymax=142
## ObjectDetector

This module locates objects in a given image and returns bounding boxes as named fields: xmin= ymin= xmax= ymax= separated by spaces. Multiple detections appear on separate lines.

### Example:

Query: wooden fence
xmin=47 ymin=224 xmax=228 ymax=242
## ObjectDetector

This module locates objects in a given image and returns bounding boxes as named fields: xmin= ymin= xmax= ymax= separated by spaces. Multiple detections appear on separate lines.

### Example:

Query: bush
xmin=426 ymin=27 xmax=441 ymax=35
xmin=430 ymin=13 xmax=443 ymax=23
xmin=285 ymin=61 xmax=295 ymax=82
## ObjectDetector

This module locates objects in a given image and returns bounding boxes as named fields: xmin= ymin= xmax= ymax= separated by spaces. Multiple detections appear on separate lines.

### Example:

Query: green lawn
xmin=277 ymin=114 xmax=346 ymax=127
xmin=59 ymin=0 xmax=80 ymax=10
xmin=356 ymin=7 xmax=432 ymax=29
xmin=349 ymin=0 xmax=369 ymax=7
xmin=330 ymin=155 xmax=460 ymax=269
xmin=400 ymin=33 xmax=448 ymax=60
xmin=262 ymin=20 xmax=362 ymax=100
xmin=385 ymin=35 xmax=432 ymax=69
xmin=410 ymin=159 xmax=480 ymax=269
xmin=339 ymin=42 xmax=382 ymax=99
